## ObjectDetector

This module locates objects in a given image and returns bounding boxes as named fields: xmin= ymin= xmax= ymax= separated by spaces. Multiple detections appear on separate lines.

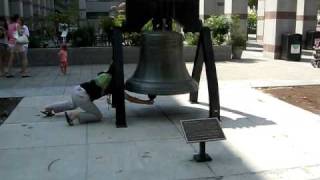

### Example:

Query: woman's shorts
xmin=0 ymin=44 xmax=8 ymax=57
xmin=60 ymin=61 xmax=68 ymax=67
xmin=8 ymin=44 xmax=25 ymax=53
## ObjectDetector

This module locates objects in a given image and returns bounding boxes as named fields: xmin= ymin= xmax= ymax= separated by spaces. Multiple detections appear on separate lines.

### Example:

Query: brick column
xmin=33 ymin=0 xmax=40 ymax=16
xmin=51 ymin=0 xmax=55 ymax=11
xmin=295 ymin=0 xmax=318 ymax=42
xmin=45 ymin=0 xmax=50 ymax=13
xmin=48 ymin=0 xmax=54 ymax=13
xmin=22 ymin=0 xmax=34 ymax=29
xmin=39 ymin=0 xmax=44 ymax=16
xmin=23 ymin=0 xmax=33 ymax=19
xmin=256 ymin=0 xmax=265 ymax=44
xmin=0 ymin=0 xmax=10 ymax=17
xmin=79 ymin=0 xmax=87 ymax=26
xmin=42 ymin=0 xmax=47 ymax=16
xmin=263 ymin=0 xmax=297 ymax=59
xmin=10 ymin=0 xmax=24 ymax=17
xmin=224 ymin=0 xmax=248 ymax=35
xmin=200 ymin=0 xmax=225 ymax=19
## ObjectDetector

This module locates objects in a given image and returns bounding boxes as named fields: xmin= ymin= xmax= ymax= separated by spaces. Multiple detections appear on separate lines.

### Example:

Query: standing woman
xmin=18 ymin=18 xmax=30 ymax=77
xmin=0 ymin=16 xmax=8 ymax=77
xmin=6 ymin=14 xmax=20 ymax=78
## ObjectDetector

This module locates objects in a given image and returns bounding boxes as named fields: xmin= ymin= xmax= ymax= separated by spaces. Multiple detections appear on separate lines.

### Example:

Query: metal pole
xmin=112 ymin=28 xmax=127 ymax=128
xmin=199 ymin=142 xmax=206 ymax=159
xmin=194 ymin=141 xmax=212 ymax=162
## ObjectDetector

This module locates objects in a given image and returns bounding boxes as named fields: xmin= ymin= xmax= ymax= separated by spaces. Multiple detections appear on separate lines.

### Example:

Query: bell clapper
xmin=148 ymin=94 xmax=157 ymax=101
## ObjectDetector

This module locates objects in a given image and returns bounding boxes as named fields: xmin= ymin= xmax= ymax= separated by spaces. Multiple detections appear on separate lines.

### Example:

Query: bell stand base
xmin=190 ymin=26 xmax=220 ymax=121
xmin=193 ymin=142 xmax=212 ymax=162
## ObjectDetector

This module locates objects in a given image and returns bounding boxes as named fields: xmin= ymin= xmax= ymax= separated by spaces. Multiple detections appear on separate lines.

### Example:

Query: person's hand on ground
xmin=145 ymin=99 xmax=154 ymax=105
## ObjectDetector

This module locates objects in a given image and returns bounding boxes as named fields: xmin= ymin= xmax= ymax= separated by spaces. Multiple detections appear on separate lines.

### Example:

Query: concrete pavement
xmin=1 ymin=48 xmax=320 ymax=179
xmin=1 ymin=85 xmax=320 ymax=179
xmin=1 ymin=49 xmax=320 ymax=98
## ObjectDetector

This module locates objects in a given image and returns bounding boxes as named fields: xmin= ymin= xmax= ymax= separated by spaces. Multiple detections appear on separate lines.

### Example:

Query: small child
xmin=311 ymin=40 xmax=320 ymax=68
xmin=58 ymin=44 xmax=68 ymax=74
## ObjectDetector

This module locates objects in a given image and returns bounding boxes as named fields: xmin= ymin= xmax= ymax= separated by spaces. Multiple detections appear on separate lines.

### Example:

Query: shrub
xmin=122 ymin=32 xmax=140 ymax=46
xmin=248 ymin=11 xmax=257 ymax=34
xmin=29 ymin=35 xmax=42 ymax=48
xmin=99 ymin=14 xmax=126 ymax=34
xmin=229 ymin=16 xmax=247 ymax=48
xmin=204 ymin=15 xmax=231 ymax=45
xmin=184 ymin=32 xmax=199 ymax=45
xmin=184 ymin=15 xmax=231 ymax=46
xmin=230 ymin=34 xmax=247 ymax=48
xmin=29 ymin=30 xmax=51 ymax=48
xmin=71 ymin=26 xmax=96 ymax=47
xmin=100 ymin=16 xmax=114 ymax=33
xmin=113 ymin=14 xmax=126 ymax=28
xmin=142 ymin=20 xmax=153 ymax=32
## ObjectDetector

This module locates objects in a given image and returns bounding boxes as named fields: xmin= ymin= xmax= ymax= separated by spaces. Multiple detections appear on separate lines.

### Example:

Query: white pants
xmin=45 ymin=86 xmax=103 ymax=124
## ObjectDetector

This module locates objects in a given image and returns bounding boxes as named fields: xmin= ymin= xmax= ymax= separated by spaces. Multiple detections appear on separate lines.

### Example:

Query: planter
xmin=22 ymin=45 xmax=232 ymax=66
xmin=232 ymin=47 xmax=244 ymax=59
xmin=213 ymin=45 xmax=232 ymax=61
xmin=184 ymin=45 xmax=232 ymax=62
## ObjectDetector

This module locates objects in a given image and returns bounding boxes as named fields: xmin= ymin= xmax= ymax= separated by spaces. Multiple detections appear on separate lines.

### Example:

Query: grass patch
xmin=0 ymin=97 xmax=23 ymax=125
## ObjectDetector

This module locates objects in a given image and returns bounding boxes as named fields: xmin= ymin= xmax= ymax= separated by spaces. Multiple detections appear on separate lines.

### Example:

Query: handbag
xmin=13 ymin=31 xmax=29 ymax=44
xmin=16 ymin=35 xmax=29 ymax=44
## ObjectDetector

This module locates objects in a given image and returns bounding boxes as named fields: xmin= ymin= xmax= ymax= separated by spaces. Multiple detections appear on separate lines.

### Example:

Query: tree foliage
xmin=248 ymin=0 xmax=258 ymax=10
xmin=229 ymin=16 xmax=247 ymax=48
xmin=205 ymin=15 xmax=231 ymax=45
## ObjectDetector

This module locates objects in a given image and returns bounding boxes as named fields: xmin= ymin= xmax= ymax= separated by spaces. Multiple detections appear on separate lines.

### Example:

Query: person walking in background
xmin=58 ymin=44 xmax=68 ymax=75
xmin=311 ymin=39 xmax=320 ymax=68
xmin=0 ymin=16 xmax=8 ymax=77
xmin=6 ymin=14 xmax=20 ymax=78
xmin=18 ymin=18 xmax=30 ymax=77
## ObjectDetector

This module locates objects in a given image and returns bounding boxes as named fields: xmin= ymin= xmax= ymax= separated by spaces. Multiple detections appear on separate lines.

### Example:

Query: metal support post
xmin=111 ymin=28 xmax=127 ymax=128
xmin=190 ymin=27 xmax=220 ymax=120
xmin=193 ymin=142 xmax=212 ymax=162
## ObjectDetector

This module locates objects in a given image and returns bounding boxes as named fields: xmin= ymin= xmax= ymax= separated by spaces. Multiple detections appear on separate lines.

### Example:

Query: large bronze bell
xmin=125 ymin=31 xmax=198 ymax=95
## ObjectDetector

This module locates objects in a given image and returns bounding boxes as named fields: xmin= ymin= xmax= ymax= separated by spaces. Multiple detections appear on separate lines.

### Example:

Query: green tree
xmin=248 ymin=11 xmax=257 ymax=34
xmin=204 ymin=15 xmax=231 ymax=45
xmin=248 ymin=0 xmax=258 ymax=10
xmin=52 ymin=0 xmax=79 ymax=25
xmin=229 ymin=16 xmax=247 ymax=48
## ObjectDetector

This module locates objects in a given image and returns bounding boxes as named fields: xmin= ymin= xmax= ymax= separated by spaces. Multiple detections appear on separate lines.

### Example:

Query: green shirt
xmin=94 ymin=73 xmax=112 ymax=90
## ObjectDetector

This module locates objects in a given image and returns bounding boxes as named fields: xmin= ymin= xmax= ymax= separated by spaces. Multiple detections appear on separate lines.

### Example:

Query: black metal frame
xmin=111 ymin=28 xmax=127 ymax=128
xmin=190 ymin=27 xmax=220 ymax=120
xmin=110 ymin=26 xmax=220 ymax=127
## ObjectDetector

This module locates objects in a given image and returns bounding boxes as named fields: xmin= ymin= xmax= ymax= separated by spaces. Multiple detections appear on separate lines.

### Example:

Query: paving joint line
xmin=0 ymin=137 xmax=185 ymax=151
xmin=156 ymin=103 xmax=218 ymax=177
xmin=221 ymin=163 xmax=320 ymax=179
xmin=85 ymin=124 xmax=89 ymax=180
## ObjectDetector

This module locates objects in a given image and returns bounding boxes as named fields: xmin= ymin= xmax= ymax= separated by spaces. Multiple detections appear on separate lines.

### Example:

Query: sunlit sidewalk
xmin=1 ymin=79 xmax=320 ymax=179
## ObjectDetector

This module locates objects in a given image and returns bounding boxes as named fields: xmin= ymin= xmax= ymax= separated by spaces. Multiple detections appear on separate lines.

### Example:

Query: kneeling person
xmin=42 ymin=65 xmax=153 ymax=126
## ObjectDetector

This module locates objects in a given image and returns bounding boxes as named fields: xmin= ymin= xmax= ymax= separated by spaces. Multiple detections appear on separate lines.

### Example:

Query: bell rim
xmin=125 ymin=79 xmax=199 ymax=95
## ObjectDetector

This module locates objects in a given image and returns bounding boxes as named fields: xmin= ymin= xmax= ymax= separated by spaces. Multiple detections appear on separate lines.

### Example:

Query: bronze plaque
xmin=181 ymin=118 xmax=226 ymax=143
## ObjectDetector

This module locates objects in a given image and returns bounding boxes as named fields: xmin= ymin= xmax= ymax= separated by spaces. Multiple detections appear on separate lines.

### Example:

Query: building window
xmin=217 ymin=2 xmax=224 ymax=6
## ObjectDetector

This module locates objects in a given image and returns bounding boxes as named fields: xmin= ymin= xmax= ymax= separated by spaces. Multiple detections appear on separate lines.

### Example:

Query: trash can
xmin=305 ymin=31 xmax=320 ymax=50
xmin=281 ymin=33 xmax=302 ymax=61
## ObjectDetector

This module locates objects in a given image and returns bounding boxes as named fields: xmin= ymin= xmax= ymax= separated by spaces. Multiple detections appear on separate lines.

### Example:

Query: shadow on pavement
xmin=195 ymin=102 xmax=275 ymax=129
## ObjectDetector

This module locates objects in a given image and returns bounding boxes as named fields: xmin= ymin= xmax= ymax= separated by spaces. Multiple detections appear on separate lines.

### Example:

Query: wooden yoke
xmin=190 ymin=27 xmax=220 ymax=120
xmin=111 ymin=28 xmax=127 ymax=128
